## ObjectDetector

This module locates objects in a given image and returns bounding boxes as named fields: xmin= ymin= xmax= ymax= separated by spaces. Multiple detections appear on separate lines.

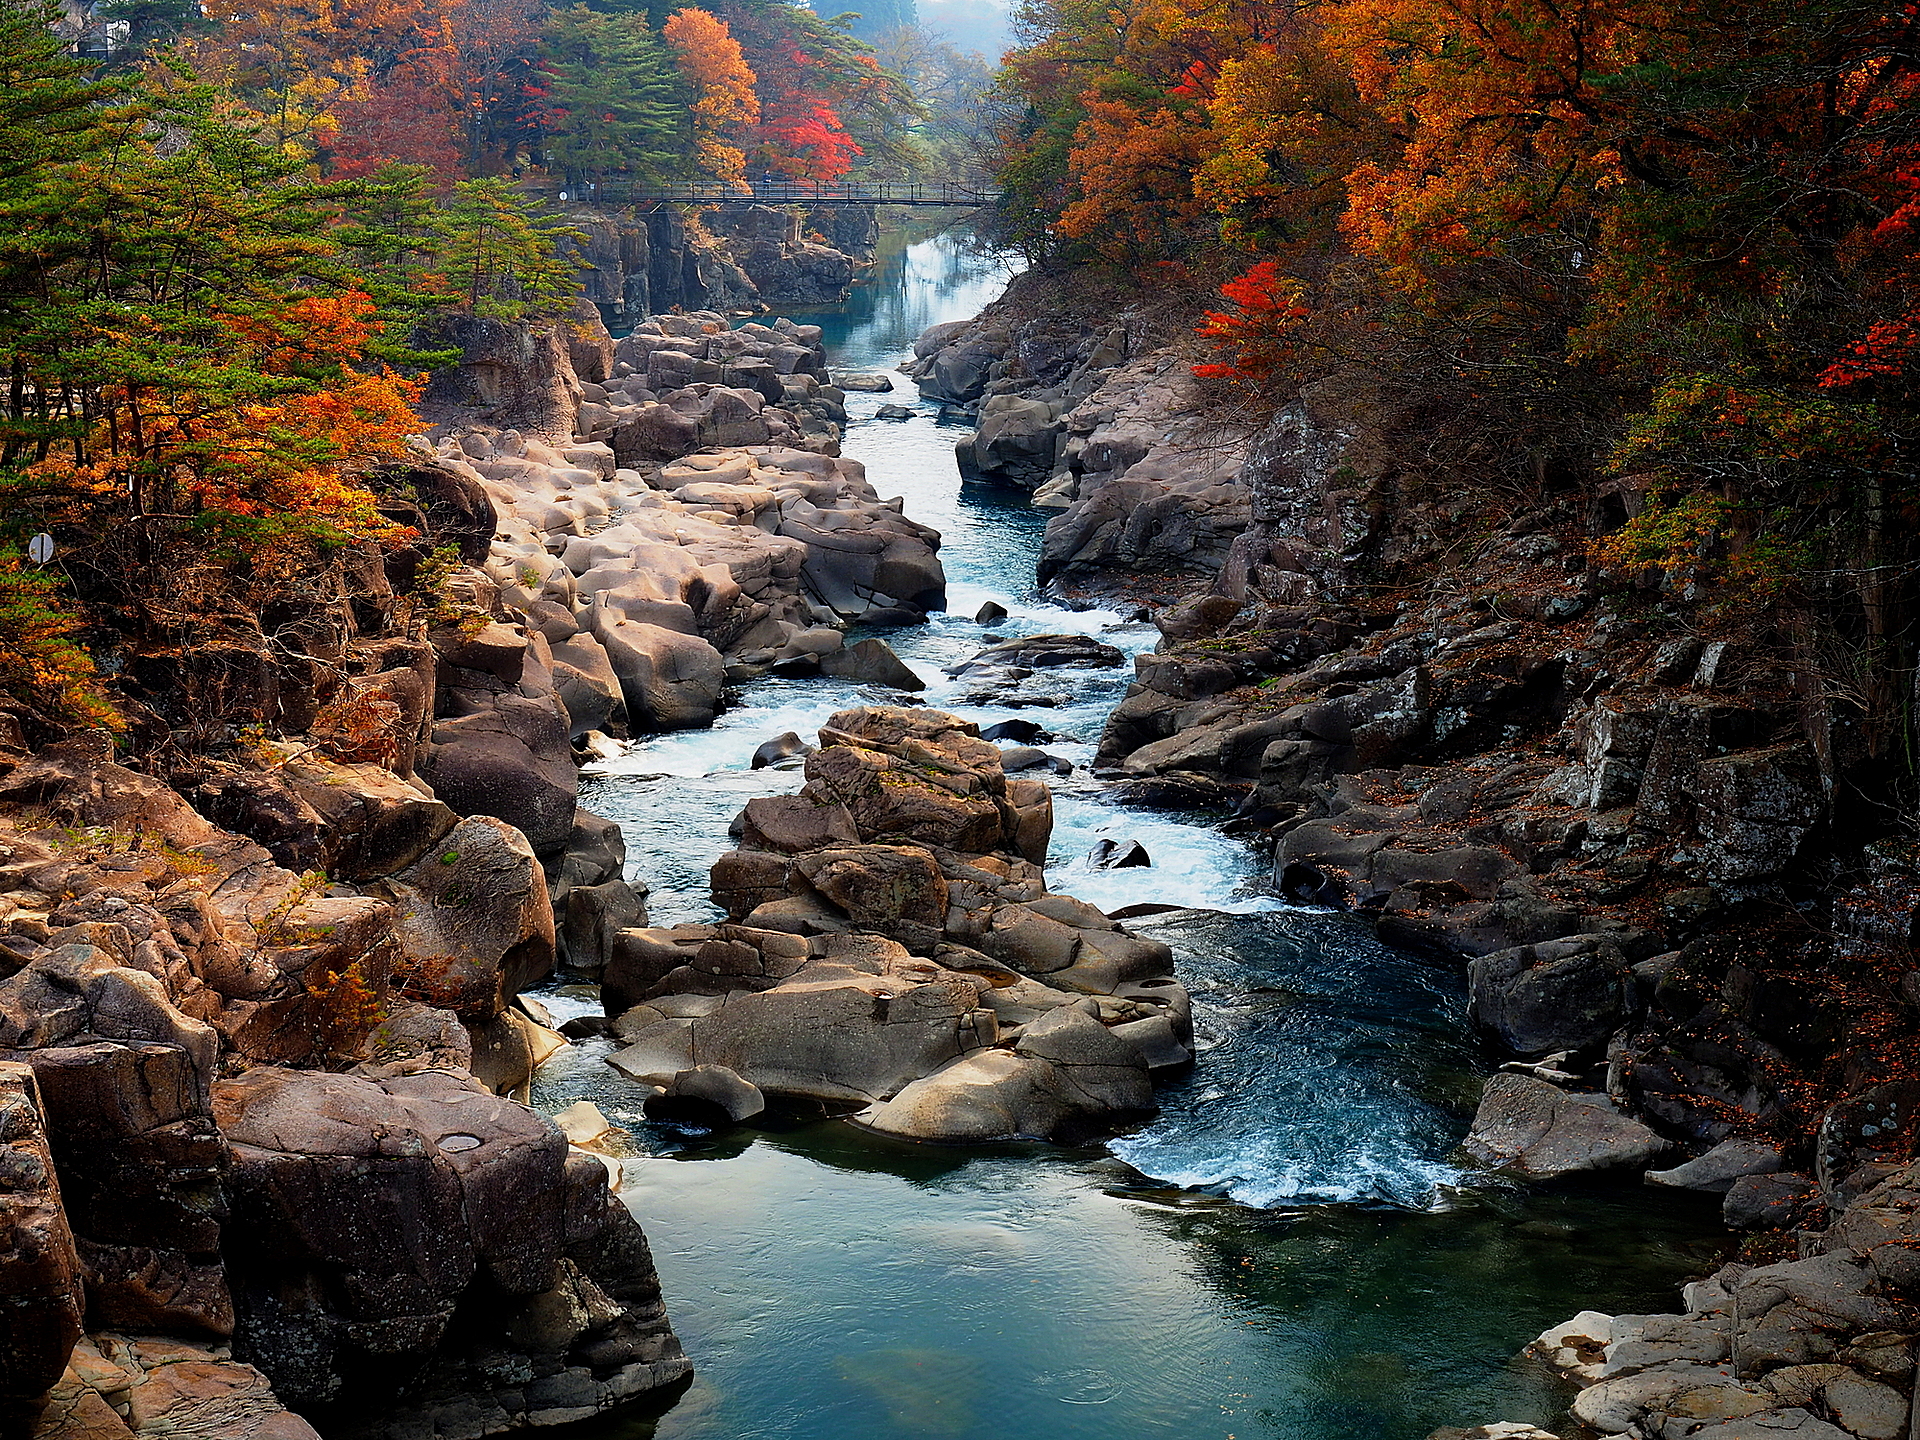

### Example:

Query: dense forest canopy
xmin=9 ymin=0 xmax=1918 ymax=807
xmin=990 ymin=0 xmax=1920 ymax=804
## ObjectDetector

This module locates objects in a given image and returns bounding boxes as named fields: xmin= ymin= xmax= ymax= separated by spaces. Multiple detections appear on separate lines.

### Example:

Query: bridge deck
xmin=560 ymin=181 xmax=999 ymax=208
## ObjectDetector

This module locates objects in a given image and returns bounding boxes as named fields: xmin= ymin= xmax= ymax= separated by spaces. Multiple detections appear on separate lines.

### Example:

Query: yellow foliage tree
xmin=663 ymin=8 xmax=759 ymax=190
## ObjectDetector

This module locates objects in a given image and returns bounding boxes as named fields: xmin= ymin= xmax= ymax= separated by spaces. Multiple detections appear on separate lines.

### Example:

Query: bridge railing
xmin=556 ymin=179 xmax=1001 ymax=207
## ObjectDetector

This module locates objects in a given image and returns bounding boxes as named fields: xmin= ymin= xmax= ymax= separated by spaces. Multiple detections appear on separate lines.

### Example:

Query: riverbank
xmin=917 ymin=247 xmax=1920 ymax=1438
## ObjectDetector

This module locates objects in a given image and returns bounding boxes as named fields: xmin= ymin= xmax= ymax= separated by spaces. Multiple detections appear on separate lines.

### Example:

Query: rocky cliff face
xmin=1119 ymin=411 xmax=1920 ymax=1439
xmin=565 ymin=203 xmax=876 ymax=328
xmin=1089 ymin=391 xmax=1908 ymax=1179
xmin=911 ymin=282 xmax=1920 ymax=1437
xmin=904 ymin=275 xmax=1254 ymax=603
xmin=0 ymin=707 xmax=686 ymax=1439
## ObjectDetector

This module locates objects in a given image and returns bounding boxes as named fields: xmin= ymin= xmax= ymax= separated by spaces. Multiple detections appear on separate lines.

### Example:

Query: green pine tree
xmin=439 ymin=177 xmax=583 ymax=320
xmin=329 ymin=163 xmax=462 ymax=370
xmin=540 ymin=6 xmax=685 ymax=187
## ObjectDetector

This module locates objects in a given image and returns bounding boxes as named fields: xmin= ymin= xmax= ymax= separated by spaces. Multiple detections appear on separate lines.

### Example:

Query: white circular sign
xmin=26 ymin=533 xmax=54 ymax=563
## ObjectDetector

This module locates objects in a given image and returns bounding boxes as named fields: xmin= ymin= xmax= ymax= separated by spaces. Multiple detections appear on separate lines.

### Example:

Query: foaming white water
xmin=1046 ymin=792 xmax=1280 ymax=914
xmin=1108 ymin=911 xmax=1474 ymax=1211
xmin=1112 ymin=1122 xmax=1465 ymax=1211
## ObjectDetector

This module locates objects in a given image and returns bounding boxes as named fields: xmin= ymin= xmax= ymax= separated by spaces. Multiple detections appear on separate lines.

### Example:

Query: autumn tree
xmin=326 ymin=75 xmax=465 ymax=182
xmin=187 ymin=0 xmax=393 ymax=153
xmin=663 ymin=7 xmax=759 ymax=189
xmin=399 ymin=0 xmax=547 ymax=175
xmin=0 ymin=45 xmax=437 ymax=731
xmin=708 ymin=0 xmax=916 ymax=182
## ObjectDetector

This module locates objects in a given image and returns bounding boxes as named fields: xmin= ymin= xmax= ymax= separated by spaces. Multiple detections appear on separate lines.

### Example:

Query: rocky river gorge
xmin=506 ymin=236 xmax=1740 ymax=1440
xmin=7 ymin=226 xmax=1919 ymax=1440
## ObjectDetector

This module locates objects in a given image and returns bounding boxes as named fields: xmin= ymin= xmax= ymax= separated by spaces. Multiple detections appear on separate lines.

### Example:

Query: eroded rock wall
xmin=565 ymin=204 xmax=874 ymax=329
xmin=906 ymin=285 xmax=1253 ymax=603
xmin=0 ymin=734 xmax=688 ymax=1438
xmin=0 ymin=342 xmax=699 ymax=1432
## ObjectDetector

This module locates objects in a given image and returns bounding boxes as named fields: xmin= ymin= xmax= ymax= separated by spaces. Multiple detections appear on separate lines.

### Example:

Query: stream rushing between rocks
xmin=526 ymin=233 xmax=1728 ymax=1440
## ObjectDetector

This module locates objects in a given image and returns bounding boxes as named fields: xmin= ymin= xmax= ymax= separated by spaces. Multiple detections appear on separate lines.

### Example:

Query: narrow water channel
xmin=533 ymin=234 xmax=1728 ymax=1440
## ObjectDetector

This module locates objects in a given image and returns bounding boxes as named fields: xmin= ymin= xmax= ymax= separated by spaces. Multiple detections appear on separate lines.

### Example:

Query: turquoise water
xmin=536 ymin=235 xmax=1727 ymax=1440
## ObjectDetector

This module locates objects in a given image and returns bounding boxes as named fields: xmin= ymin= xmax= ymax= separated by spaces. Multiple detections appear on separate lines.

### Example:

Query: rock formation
xmin=596 ymin=705 xmax=1193 ymax=1143
xmin=0 ymin=300 xmax=750 ymax=1432
xmin=906 ymin=284 xmax=1253 ymax=602
xmin=0 ymin=732 xmax=687 ymax=1438
xmin=564 ymin=204 xmax=875 ymax=329
xmin=1459 ymin=1242 xmax=1920 ymax=1440
xmin=409 ymin=303 xmax=944 ymax=752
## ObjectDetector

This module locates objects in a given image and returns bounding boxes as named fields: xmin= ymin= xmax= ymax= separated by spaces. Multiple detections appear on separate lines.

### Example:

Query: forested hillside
xmin=987 ymin=0 xmax=1920 ymax=842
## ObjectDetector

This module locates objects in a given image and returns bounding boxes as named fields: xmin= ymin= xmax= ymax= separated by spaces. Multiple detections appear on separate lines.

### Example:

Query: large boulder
xmin=950 ymin=632 xmax=1126 ymax=674
xmin=214 ymin=1067 xmax=568 ymax=1406
xmin=1831 ymin=1161 xmax=1920 ymax=1289
xmin=818 ymin=638 xmax=924 ymax=691
xmin=0 ymin=946 xmax=233 ymax=1338
xmin=607 ymin=956 xmax=995 ymax=1106
xmin=1683 ymin=744 xmax=1824 ymax=882
xmin=279 ymin=759 xmax=459 ymax=881
xmin=1463 ymin=1073 xmax=1670 ymax=1179
xmin=797 ymin=708 xmax=1026 ymax=855
xmin=600 ymin=924 xmax=814 ymax=1014
xmin=797 ymin=741 xmax=1004 ymax=854
xmin=975 ymin=902 xmax=1172 ymax=995
xmin=1467 ymin=935 xmax=1634 ymax=1057
xmin=415 ymin=314 xmax=582 ymax=443
xmin=737 ymin=796 xmax=859 ymax=854
xmin=0 ymin=1062 xmax=84 ymax=1400
xmin=549 ymin=634 xmax=629 ymax=739
xmin=861 ymin=1006 xmax=1153 ymax=1142
xmin=174 ymin=770 xmax=329 ymax=874
xmin=1646 ymin=1138 xmax=1784 ymax=1195
xmin=419 ymin=695 xmax=579 ymax=857
xmin=959 ymin=395 xmax=1060 ymax=489
xmin=916 ymin=331 xmax=1006 ymax=404
xmin=34 ymin=1334 xmax=321 ymax=1440
xmin=383 ymin=817 xmax=557 ymax=1020
xmin=1727 ymin=1253 xmax=1914 ymax=1374
xmin=738 ymin=845 xmax=952 ymax=951
xmin=593 ymin=618 xmax=727 ymax=732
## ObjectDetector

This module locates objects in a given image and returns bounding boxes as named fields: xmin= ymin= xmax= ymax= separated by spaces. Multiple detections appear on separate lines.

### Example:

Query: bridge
xmin=558 ymin=180 xmax=1001 ymax=208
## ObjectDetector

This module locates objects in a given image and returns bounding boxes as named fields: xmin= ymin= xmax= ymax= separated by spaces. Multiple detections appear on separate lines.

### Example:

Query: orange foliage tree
xmin=708 ymin=0 xmax=912 ymax=183
xmin=664 ymin=8 xmax=759 ymax=190
xmin=4 ymin=79 xmax=419 ymax=560
xmin=326 ymin=76 xmax=465 ymax=183
xmin=1056 ymin=89 xmax=1214 ymax=262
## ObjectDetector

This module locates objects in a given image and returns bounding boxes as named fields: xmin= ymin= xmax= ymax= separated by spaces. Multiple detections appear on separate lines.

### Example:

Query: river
xmin=532 ymin=233 xmax=1727 ymax=1440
